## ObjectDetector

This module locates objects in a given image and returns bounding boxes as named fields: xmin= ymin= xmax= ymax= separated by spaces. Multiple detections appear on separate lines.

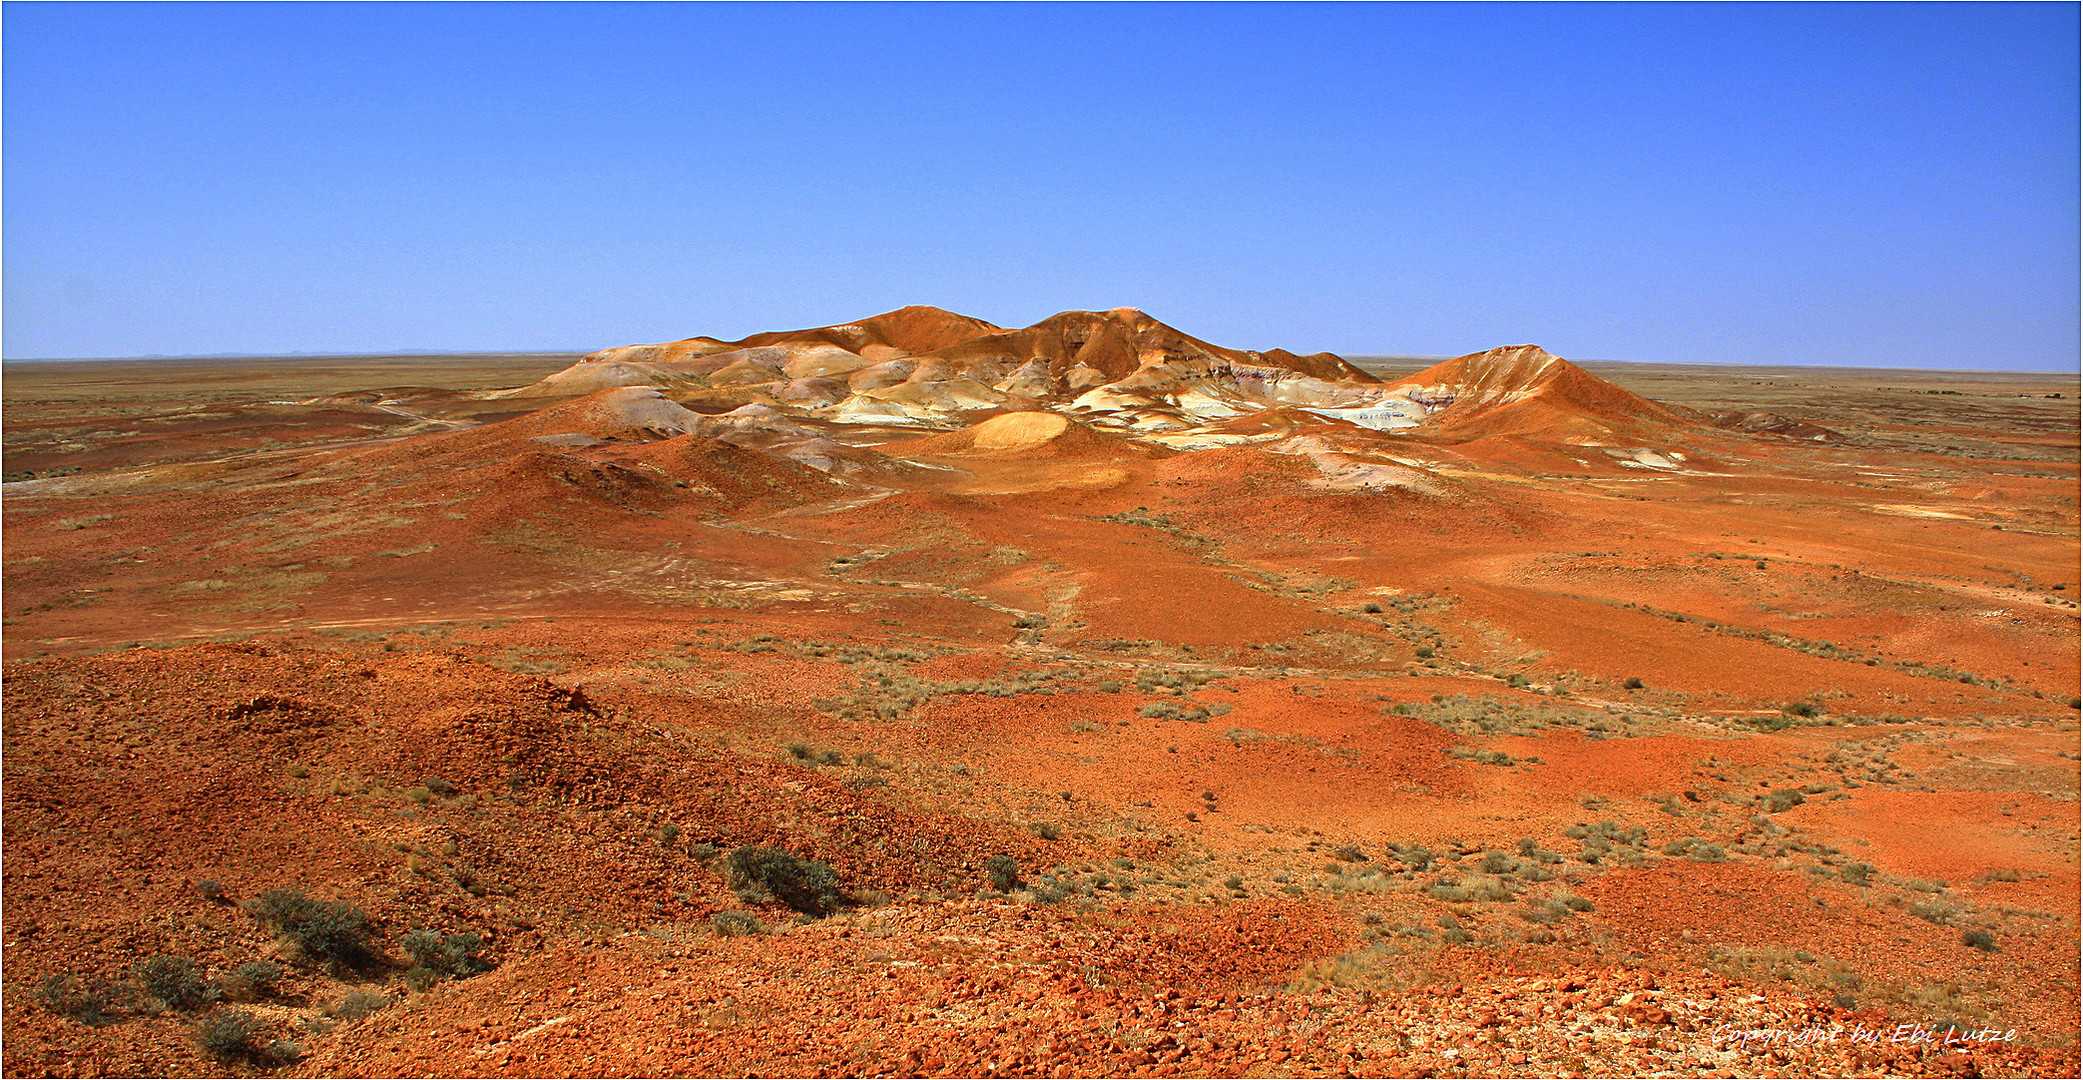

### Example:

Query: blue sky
xmin=5 ymin=2 xmax=2076 ymax=369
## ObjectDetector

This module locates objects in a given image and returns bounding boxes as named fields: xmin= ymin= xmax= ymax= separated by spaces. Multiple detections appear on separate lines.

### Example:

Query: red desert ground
xmin=4 ymin=306 xmax=2077 ymax=1077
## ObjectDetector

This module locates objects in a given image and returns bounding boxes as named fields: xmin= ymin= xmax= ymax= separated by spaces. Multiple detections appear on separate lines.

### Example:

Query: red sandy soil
xmin=3 ymin=326 xmax=2076 ymax=1078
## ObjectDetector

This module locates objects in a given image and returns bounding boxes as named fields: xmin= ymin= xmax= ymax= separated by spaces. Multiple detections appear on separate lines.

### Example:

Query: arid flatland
xmin=4 ymin=308 xmax=2078 ymax=1078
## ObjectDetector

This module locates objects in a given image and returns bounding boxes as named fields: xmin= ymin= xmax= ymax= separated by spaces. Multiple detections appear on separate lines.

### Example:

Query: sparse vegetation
xmin=220 ymin=961 xmax=282 ymax=1002
xmin=38 ymin=974 xmax=124 ymax=1026
xmin=133 ymin=955 xmax=214 ymax=1011
xmin=1760 ymin=788 xmax=1806 ymax=813
xmin=1388 ymin=843 xmax=1435 ymax=871
xmin=722 ymin=845 xmax=845 ymax=915
xmin=1447 ymin=745 xmax=1517 ymax=767
xmin=710 ymin=911 xmax=766 ymax=937
xmin=196 ymin=1009 xmax=265 ymax=1063
xmin=1137 ymin=700 xmax=1231 ymax=722
xmin=985 ymin=854 xmax=1022 ymax=893
xmin=401 ymin=929 xmax=489 ymax=981
xmin=1908 ymin=898 xmax=1958 ymax=925
xmin=244 ymin=889 xmax=375 ymax=966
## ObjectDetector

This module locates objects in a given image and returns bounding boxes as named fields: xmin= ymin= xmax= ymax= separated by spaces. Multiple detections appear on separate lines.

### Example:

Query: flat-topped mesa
xmin=501 ymin=307 xmax=1378 ymax=422
xmin=925 ymin=308 xmax=1376 ymax=386
xmin=734 ymin=305 xmax=1006 ymax=360
xmin=1386 ymin=345 xmax=1701 ymax=441
xmin=575 ymin=305 xmax=1002 ymax=369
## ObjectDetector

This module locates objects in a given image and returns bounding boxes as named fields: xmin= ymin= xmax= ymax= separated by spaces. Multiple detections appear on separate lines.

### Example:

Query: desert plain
xmin=2 ymin=306 xmax=2078 ymax=1078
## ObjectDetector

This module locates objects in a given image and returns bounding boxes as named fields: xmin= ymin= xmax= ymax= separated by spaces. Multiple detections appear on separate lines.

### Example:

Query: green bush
xmin=1518 ymin=903 xmax=1564 ymax=925
xmin=1028 ymin=873 xmax=1069 ymax=905
xmin=246 ymin=889 xmax=375 ymax=966
xmin=323 ymin=990 xmax=391 ymax=1021
xmin=220 ymin=960 xmax=282 ymax=1002
xmin=711 ymin=911 xmax=765 ymax=937
xmin=985 ymin=854 xmax=1021 ymax=893
xmin=1962 ymin=929 xmax=1998 ymax=952
xmin=1761 ymin=789 xmax=1807 ymax=814
xmin=1840 ymin=862 xmax=1876 ymax=886
xmin=723 ymin=846 xmax=845 ymax=915
xmin=401 ymin=930 xmax=487 ymax=979
xmin=1909 ymin=899 xmax=1956 ymax=925
xmin=133 ymin=955 xmax=214 ymax=1011
xmin=1390 ymin=844 xmax=1434 ymax=871
xmin=196 ymin=1009 xmax=264 ymax=1062
xmin=38 ymin=975 xmax=123 ymax=1026
xmin=1138 ymin=701 xmax=1229 ymax=722
xmin=234 ymin=960 xmax=281 ymax=991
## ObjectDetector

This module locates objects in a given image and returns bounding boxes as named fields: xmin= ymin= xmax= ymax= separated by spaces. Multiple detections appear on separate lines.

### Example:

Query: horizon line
xmin=3 ymin=349 xmax=2075 ymax=377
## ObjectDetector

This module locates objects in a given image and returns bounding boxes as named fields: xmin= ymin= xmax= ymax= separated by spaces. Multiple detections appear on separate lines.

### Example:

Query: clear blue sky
xmin=5 ymin=2 xmax=2076 ymax=369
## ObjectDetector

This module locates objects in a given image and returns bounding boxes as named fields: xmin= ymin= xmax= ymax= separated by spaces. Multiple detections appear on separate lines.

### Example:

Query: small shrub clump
xmin=1962 ymin=929 xmax=1999 ymax=952
xmin=1760 ymin=789 xmax=1807 ymax=814
xmin=133 ymin=955 xmax=215 ymax=1011
xmin=1446 ymin=745 xmax=1516 ymax=767
xmin=196 ymin=1009 xmax=266 ymax=1062
xmin=401 ymin=929 xmax=489 ymax=983
xmin=710 ymin=911 xmax=765 ymax=937
xmin=1387 ymin=843 xmax=1435 ymax=871
xmin=985 ymin=854 xmax=1022 ymax=893
xmin=38 ymin=975 xmax=124 ymax=1027
xmin=221 ymin=961 xmax=283 ymax=1002
xmin=1909 ymin=899 xmax=1957 ymax=926
xmin=321 ymin=990 xmax=392 ymax=1022
xmin=245 ymin=889 xmax=375 ymax=966
xmin=1138 ymin=701 xmax=1230 ymax=723
xmin=723 ymin=846 xmax=846 ymax=915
